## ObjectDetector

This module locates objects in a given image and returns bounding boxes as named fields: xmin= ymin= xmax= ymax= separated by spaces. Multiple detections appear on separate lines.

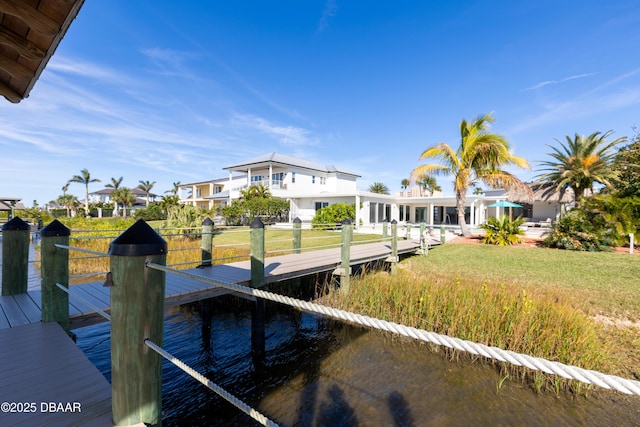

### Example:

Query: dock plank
xmin=0 ymin=323 xmax=111 ymax=427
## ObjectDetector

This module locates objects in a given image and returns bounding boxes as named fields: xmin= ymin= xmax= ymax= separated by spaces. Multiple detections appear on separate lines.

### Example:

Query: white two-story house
xmin=179 ymin=152 xmax=570 ymax=228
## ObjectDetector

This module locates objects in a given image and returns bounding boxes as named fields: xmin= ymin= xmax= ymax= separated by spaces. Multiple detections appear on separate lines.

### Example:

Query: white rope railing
xmin=144 ymin=339 xmax=279 ymax=427
xmin=54 ymin=243 xmax=108 ymax=257
xmin=55 ymin=283 xmax=111 ymax=321
xmin=146 ymin=262 xmax=640 ymax=396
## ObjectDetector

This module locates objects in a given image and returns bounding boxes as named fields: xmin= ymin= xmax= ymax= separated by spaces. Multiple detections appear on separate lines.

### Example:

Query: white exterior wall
xmin=290 ymin=196 xmax=356 ymax=222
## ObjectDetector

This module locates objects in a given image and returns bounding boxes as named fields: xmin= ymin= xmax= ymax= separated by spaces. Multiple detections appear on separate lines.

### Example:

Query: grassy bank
xmin=319 ymin=243 xmax=640 ymax=392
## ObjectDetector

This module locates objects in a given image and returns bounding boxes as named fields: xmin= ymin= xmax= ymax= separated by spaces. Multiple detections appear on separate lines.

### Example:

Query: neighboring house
xmin=177 ymin=152 xmax=569 ymax=228
xmin=89 ymin=188 xmax=158 ymax=206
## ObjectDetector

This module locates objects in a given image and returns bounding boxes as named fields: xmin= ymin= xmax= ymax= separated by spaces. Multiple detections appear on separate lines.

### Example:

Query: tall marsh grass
xmin=320 ymin=265 xmax=612 ymax=393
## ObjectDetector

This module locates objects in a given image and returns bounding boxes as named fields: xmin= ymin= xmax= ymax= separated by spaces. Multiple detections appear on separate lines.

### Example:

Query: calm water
xmin=3 ymin=239 xmax=640 ymax=425
xmin=76 ymin=300 xmax=640 ymax=426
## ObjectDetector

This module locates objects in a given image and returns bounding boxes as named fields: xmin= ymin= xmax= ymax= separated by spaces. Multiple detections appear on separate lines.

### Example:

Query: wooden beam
xmin=0 ymin=0 xmax=60 ymax=36
xmin=0 ymin=80 xmax=21 ymax=103
xmin=0 ymin=27 xmax=45 ymax=60
xmin=0 ymin=54 xmax=33 ymax=80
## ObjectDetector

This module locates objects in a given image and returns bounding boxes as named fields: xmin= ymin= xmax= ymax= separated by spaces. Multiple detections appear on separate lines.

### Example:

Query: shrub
xmin=312 ymin=203 xmax=355 ymax=228
xmin=542 ymin=210 xmax=610 ymax=251
xmin=479 ymin=216 xmax=525 ymax=245
xmin=134 ymin=203 xmax=167 ymax=221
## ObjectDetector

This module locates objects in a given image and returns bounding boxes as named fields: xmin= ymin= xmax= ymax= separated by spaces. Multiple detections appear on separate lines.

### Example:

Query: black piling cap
xmin=391 ymin=219 xmax=398 ymax=224
xmin=109 ymin=219 xmax=167 ymax=256
xmin=2 ymin=216 xmax=29 ymax=231
xmin=202 ymin=217 xmax=214 ymax=226
xmin=250 ymin=217 xmax=264 ymax=229
xmin=293 ymin=217 xmax=302 ymax=224
xmin=341 ymin=219 xmax=351 ymax=225
xmin=40 ymin=219 xmax=70 ymax=237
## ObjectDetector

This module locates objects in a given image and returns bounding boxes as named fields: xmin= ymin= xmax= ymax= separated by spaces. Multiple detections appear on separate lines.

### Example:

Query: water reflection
xmin=76 ymin=298 xmax=640 ymax=426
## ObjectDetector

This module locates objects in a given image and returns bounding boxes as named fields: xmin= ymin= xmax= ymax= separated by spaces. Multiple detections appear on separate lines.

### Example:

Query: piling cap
xmin=40 ymin=219 xmax=70 ymax=237
xmin=109 ymin=219 xmax=167 ymax=256
xmin=2 ymin=216 xmax=29 ymax=231
xmin=250 ymin=217 xmax=264 ymax=229
xmin=341 ymin=219 xmax=351 ymax=225
xmin=391 ymin=219 xmax=397 ymax=224
xmin=202 ymin=217 xmax=214 ymax=226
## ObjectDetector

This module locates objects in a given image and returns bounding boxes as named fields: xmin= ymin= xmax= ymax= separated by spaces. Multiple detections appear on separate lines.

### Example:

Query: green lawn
xmin=414 ymin=243 xmax=640 ymax=320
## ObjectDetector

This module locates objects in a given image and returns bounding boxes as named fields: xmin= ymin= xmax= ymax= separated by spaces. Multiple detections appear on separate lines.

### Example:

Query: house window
xmin=320 ymin=177 xmax=326 ymax=185
xmin=405 ymin=205 xmax=410 ymax=221
xmin=291 ymin=172 xmax=296 ymax=183
xmin=196 ymin=188 xmax=201 ymax=198
xmin=315 ymin=201 xmax=329 ymax=211
xmin=214 ymin=187 xmax=221 ymax=194
xmin=312 ymin=175 xmax=316 ymax=184
xmin=251 ymin=175 xmax=263 ymax=183
xmin=399 ymin=206 xmax=404 ymax=220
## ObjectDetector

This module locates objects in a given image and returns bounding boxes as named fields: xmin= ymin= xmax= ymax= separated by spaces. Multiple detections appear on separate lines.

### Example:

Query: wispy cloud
xmin=510 ymin=72 xmax=640 ymax=135
xmin=231 ymin=113 xmax=315 ymax=146
xmin=523 ymin=73 xmax=596 ymax=91
xmin=317 ymin=0 xmax=338 ymax=33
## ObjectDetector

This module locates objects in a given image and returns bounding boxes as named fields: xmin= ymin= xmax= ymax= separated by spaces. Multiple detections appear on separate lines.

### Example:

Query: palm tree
xmin=111 ymin=187 xmax=136 ymax=219
xmin=240 ymin=183 xmax=271 ymax=200
xmin=61 ymin=183 xmax=69 ymax=196
xmin=411 ymin=113 xmax=531 ymax=236
xmin=537 ymin=131 xmax=626 ymax=207
xmin=56 ymin=194 xmax=78 ymax=217
xmin=400 ymin=178 xmax=410 ymax=196
xmin=68 ymin=168 xmax=101 ymax=217
xmin=137 ymin=180 xmax=156 ymax=206
xmin=368 ymin=182 xmax=390 ymax=195
xmin=415 ymin=173 xmax=441 ymax=196
xmin=165 ymin=181 xmax=181 ymax=196
xmin=105 ymin=176 xmax=124 ymax=215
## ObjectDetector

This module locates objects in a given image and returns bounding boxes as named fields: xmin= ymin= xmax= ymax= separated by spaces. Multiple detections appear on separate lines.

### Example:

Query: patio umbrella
xmin=487 ymin=200 xmax=522 ymax=219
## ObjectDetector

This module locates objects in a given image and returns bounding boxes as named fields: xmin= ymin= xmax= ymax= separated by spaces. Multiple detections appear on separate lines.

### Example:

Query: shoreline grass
xmin=318 ymin=244 xmax=640 ymax=393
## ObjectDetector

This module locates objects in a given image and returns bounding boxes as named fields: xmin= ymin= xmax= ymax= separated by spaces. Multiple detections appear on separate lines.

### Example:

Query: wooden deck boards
xmin=0 ymin=322 xmax=112 ymax=427
xmin=0 ymin=239 xmax=426 ymax=330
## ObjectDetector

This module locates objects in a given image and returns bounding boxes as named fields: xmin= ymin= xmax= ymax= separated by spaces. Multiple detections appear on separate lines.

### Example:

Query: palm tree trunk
xmin=456 ymin=189 xmax=471 ymax=237
xmin=84 ymin=185 xmax=89 ymax=217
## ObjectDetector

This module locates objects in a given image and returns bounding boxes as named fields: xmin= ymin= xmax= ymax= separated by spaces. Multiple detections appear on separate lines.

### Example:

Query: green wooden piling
xmin=440 ymin=224 xmax=446 ymax=245
xmin=292 ymin=217 xmax=302 ymax=254
xmin=382 ymin=220 xmax=388 ymax=240
xmin=420 ymin=223 xmax=427 ymax=255
xmin=109 ymin=220 xmax=167 ymax=427
xmin=201 ymin=217 xmax=214 ymax=267
xmin=405 ymin=223 xmax=411 ymax=240
xmin=390 ymin=220 xmax=399 ymax=275
xmin=339 ymin=219 xmax=352 ymax=293
xmin=250 ymin=217 xmax=265 ymax=359
xmin=40 ymin=220 xmax=71 ymax=334
xmin=1 ymin=217 xmax=29 ymax=296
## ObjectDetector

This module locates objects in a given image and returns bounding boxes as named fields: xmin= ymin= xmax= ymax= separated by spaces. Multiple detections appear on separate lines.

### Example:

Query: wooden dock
xmin=0 ymin=236 xmax=429 ymax=426
xmin=1 ymin=239 xmax=426 ymax=330
xmin=0 ymin=322 xmax=112 ymax=427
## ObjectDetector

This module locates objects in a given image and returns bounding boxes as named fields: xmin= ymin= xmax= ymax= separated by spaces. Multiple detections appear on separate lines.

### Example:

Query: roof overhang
xmin=0 ymin=0 xmax=85 ymax=103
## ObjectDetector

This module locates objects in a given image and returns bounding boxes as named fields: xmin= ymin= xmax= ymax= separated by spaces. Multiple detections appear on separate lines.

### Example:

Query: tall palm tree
xmin=165 ymin=181 xmax=181 ymax=196
xmin=61 ymin=183 xmax=69 ymax=196
xmin=368 ymin=182 xmax=390 ymax=195
xmin=411 ymin=113 xmax=530 ymax=236
xmin=105 ymin=176 xmax=124 ymax=215
xmin=400 ymin=178 xmax=410 ymax=196
xmin=68 ymin=168 xmax=101 ymax=217
xmin=416 ymin=173 xmax=441 ymax=196
xmin=537 ymin=131 xmax=626 ymax=207
xmin=137 ymin=180 xmax=156 ymax=206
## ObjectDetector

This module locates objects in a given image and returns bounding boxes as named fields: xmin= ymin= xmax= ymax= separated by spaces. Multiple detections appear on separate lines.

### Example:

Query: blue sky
xmin=2 ymin=1 xmax=640 ymax=206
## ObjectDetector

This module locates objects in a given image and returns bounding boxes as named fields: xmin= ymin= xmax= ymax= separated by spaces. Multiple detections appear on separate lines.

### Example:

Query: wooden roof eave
xmin=0 ymin=0 xmax=85 ymax=103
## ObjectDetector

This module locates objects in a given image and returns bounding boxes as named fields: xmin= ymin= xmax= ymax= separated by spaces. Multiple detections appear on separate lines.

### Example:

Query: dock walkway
xmin=1 ymin=238 xmax=427 ymax=330
xmin=0 ymin=237 xmax=429 ymax=426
